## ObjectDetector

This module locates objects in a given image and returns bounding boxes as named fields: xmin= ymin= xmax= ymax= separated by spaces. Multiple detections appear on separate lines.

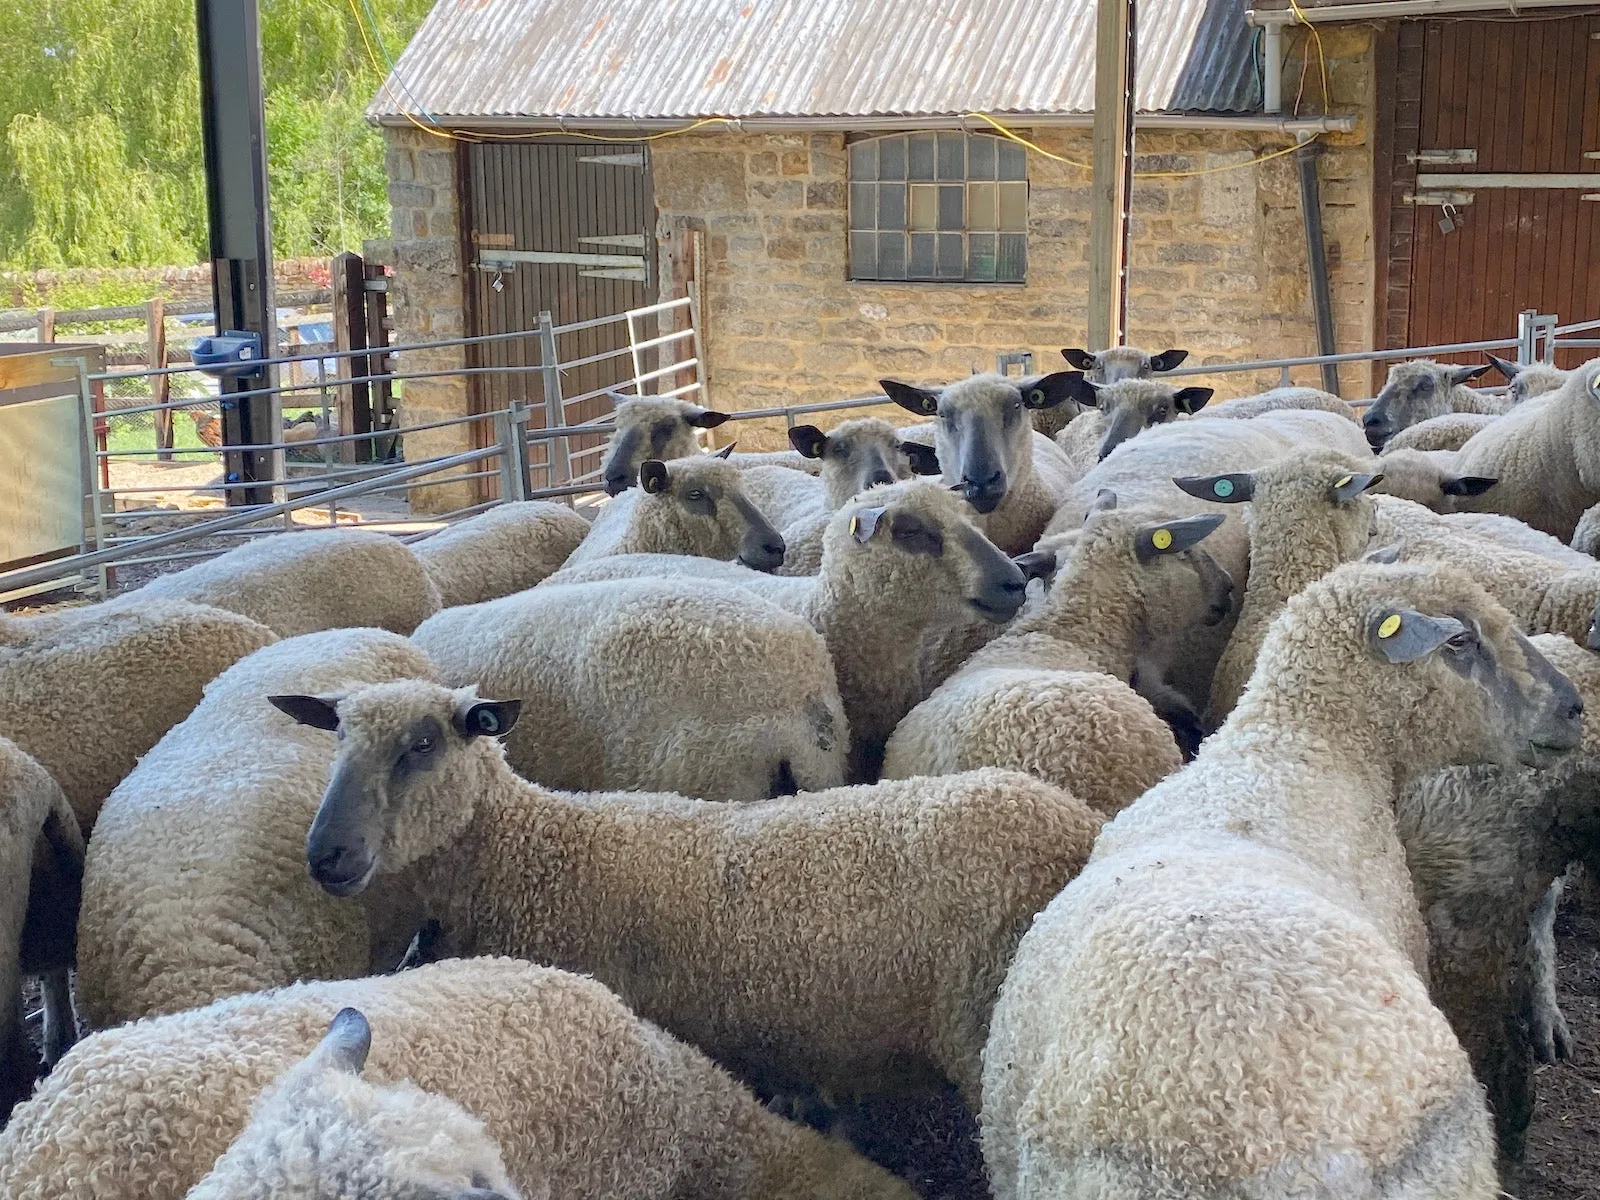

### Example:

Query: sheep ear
xmin=317 ymin=1008 xmax=371 ymax=1076
xmin=1149 ymin=349 xmax=1190 ymax=372
xmin=1364 ymin=543 xmax=1404 ymax=564
xmin=1134 ymin=513 xmax=1225 ymax=562
xmin=848 ymin=506 xmax=887 ymax=543
xmin=1330 ymin=472 xmax=1384 ymax=504
xmin=639 ymin=460 xmax=669 ymax=493
xmin=712 ymin=442 xmax=737 ymax=459
xmin=1448 ymin=363 xmax=1493 ymax=386
xmin=686 ymin=407 xmax=731 ymax=429
xmin=788 ymin=425 xmax=828 ymax=459
xmin=1172 ymin=387 xmax=1213 ymax=414
xmin=1087 ymin=488 xmax=1118 ymax=515
xmin=1173 ymin=472 xmax=1254 ymax=503
xmin=1440 ymin=475 xmax=1498 ymax=497
xmin=452 ymin=699 xmax=522 ymax=739
xmin=1075 ymin=378 xmax=1108 ymax=408
xmin=880 ymin=379 xmax=941 ymax=416
xmin=268 ymin=694 xmax=342 ymax=731
xmin=1370 ymin=610 xmax=1467 ymax=664
xmin=1061 ymin=348 xmax=1097 ymax=371
xmin=1485 ymin=353 xmax=1522 ymax=381
xmin=1013 ymin=549 xmax=1056 ymax=583
xmin=901 ymin=441 xmax=942 ymax=475
xmin=1019 ymin=371 xmax=1085 ymax=410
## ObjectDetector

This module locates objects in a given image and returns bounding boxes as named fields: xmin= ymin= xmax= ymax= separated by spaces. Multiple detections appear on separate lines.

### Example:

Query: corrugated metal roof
xmin=370 ymin=0 xmax=1262 ymax=125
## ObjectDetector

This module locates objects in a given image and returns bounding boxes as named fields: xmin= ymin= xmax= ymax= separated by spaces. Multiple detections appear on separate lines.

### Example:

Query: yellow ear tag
xmin=848 ymin=514 xmax=860 ymax=537
xmin=1151 ymin=528 xmax=1173 ymax=551
xmin=1334 ymin=474 xmax=1354 ymax=489
xmin=1378 ymin=613 xmax=1402 ymax=639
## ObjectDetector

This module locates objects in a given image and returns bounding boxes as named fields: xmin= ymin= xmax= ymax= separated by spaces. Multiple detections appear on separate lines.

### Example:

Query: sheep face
xmin=632 ymin=456 xmax=786 ymax=571
xmin=600 ymin=395 xmax=731 ymax=496
xmin=824 ymin=479 xmax=1029 ymax=623
xmin=1363 ymin=360 xmax=1492 ymax=450
xmin=1485 ymin=354 xmax=1570 ymax=405
xmin=189 ymin=1007 xmax=526 ymax=1200
xmin=788 ymin=418 xmax=942 ymax=509
xmin=1082 ymin=378 xmax=1215 ymax=461
xmin=879 ymin=372 xmax=1081 ymax=514
xmin=1369 ymin=448 xmax=1497 ymax=514
xmin=1061 ymin=345 xmax=1190 ymax=383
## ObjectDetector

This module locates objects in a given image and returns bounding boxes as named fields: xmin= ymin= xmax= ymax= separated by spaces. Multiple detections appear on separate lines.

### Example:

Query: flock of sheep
xmin=2 ymin=342 xmax=1599 ymax=1199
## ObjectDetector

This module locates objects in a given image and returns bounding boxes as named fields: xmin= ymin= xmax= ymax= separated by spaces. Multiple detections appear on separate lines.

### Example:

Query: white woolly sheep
xmin=881 ymin=372 xmax=1081 ymax=553
xmin=186 ymin=1006 xmax=527 ymax=1200
xmin=0 ymin=600 xmax=277 ymax=833
xmin=1192 ymin=385 xmax=1359 ymax=423
xmin=0 ymin=957 xmax=913 ymax=1200
xmin=1382 ymin=410 xmax=1500 ymax=453
xmin=542 ymin=480 xmax=1028 ymax=780
xmin=1570 ymin=499 xmax=1600 ymax=557
xmin=75 ymin=628 xmax=440 ymax=1031
xmin=1034 ymin=345 xmax=1190 ymax=438
xmin=981 ymin=561 xmax=1584 ymax=1200
xmin=882 ymin=498 xmax=1234 ymax=808
xmin=0 ymin=739 xmax=82 ymax=1115
xmin=1369 ymin=447 xmax=1498 ymax=512
xmin=130 ymin=528 xmax=441 ymax=637
xmin=411 ymin=577 xmax=848 ymax=799
xmin=272 ymin=683 xmax=1103 ymax=1112
xmin=411 ymin=501 xmax=588 ymax=607
xmin=1486 ymin=353 xmax=1570 ymax=405
xmin=1362 ymin=359 xmax=1502 ymax=450
xmin=597 ymin=394 xmax=818 ymax=498
xmin=563 ymin=453 xmax=787 ymax=571
xmin=1052 ymin=377 xmax=1216 ymax=469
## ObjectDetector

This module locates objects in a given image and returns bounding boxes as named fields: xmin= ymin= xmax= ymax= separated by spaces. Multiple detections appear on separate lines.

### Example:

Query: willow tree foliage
xmin=0 ymin=0 xmax=432 ymax=267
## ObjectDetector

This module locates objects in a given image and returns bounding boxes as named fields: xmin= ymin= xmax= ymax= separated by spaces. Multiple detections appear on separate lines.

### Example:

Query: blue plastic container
xmin=191 ymin=330 xmax=264 ymax=378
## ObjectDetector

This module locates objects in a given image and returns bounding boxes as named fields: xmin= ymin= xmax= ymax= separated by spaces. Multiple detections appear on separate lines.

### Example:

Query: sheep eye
xmin=412 ymin=736 xmax=435 ymax=755
xmin=1445 ymin=631 xmax=1474 ymax=652
xmin=685 ymin=489 xmax=704 ymax=502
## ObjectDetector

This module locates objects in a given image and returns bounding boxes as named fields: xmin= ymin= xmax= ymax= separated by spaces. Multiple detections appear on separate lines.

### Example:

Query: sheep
xmin=1368 ymin=447 xmax=1498 ymax=512
xmin=272 ymin=682 xmax=1103 ymax=1112
xmin=880 ymin=371 xmax=1081 ymax=553
xmin=563 ymin=453 xmax=787 ymax=571
xmin=1053 ymin=378 xmax=1216 ymax=469
xmin=980 ymin=561 xmax=1585 ymax=1200
xmin=0 ymin=739 xmax=82 ymax=1115
xmin=1485 ymin=353 xmax=1569 ymax=405
xmin=0 ymin=600 xmax=278 ymax=833
xmin=186 ymin=1007 xmax=526 ymax=1200
xmin=882 ymin=498 xmax=1234 ymax=807
xmin=598 ymin=394 xmax=816 ymax=496
xmin=411 ymin=501 xmax=588 ymax=607
xmin=74 ymin=628 xmax=440 ymax=1032
xmin=1382 ymin=410 xmax=1499 ymax=453
xmin=541 ymin=481 xmax=1027 ymax=780
xmin=129 ymin=528 xmax=442 ymax=637
xmin=411 ymin=578 xmax=848 ymax=799
xmin=1570 ymin=499 xmax=1600 ymax=557
xmin=1192 ymin=386 xmax=1359 ymax=423
xmin=1034 ymin=345 xmax=1190 ymax=438
xmin=775 ymin=419 xmax=941 ymax=573
xmin=1361 ymin=359 xmax=1502 ymax=449
xmin=0 ymin=957 xmax=915 ymax=1200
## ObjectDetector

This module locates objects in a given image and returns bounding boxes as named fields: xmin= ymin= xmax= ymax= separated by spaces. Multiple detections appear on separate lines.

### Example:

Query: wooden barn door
xmin=461 ymin=140 xmax=653 ymax=491
xmin=1397 ymin=14 xmax=1600 ymax=368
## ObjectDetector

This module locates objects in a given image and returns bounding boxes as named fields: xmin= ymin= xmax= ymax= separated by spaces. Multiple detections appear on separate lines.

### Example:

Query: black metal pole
xmin=196 ymin=0 xmax=278 ymax=505
xmin=1296 ymin=138 xmax=1341 ymax=396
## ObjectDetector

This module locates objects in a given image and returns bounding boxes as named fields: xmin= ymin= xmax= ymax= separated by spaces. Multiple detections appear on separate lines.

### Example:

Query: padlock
xmin=1438 ymin=203 xmax=1459 ymax=235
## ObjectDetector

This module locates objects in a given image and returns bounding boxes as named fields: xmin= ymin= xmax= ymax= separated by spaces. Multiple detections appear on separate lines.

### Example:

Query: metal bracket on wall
xmin=1405 ymin=191 xmax=1476 ymax=206
xmin=477 ymin=248 xmax=647 ymax=283
xmin=1406 ymin=148 xmax=1477 ymax=165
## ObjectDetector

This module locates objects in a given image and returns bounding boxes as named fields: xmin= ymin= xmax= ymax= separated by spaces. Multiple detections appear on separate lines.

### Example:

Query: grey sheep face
xmin=600 ymin=395 xmax=731 ymax=496
xmin=1061 ymin=345 xmax=1190 ymax=383
xmin=272 ymin=683 xmax=523 ymax=895
xmin=828 ymin=480 xmax=1029 ymax=622
xmin=1369 ymin=447 xmax=1497 ymax=514
xmin=1485 ymin=354 xmax=1569 ymax=405
xmin=189 ymin=1007 xmax=525 ymax=1200
xmin=879 ymin=371 xmax=1082 ymax=514
xmin=1080 ymin=378 xmax=1216 ymax=461
xmin=635 ymin=456 xmax=787 ymax=571
xmin=788 ymin=418 xmax=942 ymax=509
xmin=1363 ymin=360 xmax=1492 ymax=450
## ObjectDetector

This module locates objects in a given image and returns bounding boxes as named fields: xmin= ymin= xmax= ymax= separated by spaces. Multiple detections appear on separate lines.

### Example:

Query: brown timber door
xmin=462 ymin=140 xmax=653 ymax=491
xmin=1390 ymin=14 xmax=1600 ymax=369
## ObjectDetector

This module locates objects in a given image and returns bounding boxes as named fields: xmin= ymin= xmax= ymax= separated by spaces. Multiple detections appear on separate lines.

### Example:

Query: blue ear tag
xmin=477 ymin=710 xmax=500 ymax=733
xmin=1213 ymin=478 xmax=1234 ymax=498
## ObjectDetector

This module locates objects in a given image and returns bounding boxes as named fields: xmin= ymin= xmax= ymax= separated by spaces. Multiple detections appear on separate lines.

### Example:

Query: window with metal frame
xmin=848 ymin=132 xmax=1029 ymax=284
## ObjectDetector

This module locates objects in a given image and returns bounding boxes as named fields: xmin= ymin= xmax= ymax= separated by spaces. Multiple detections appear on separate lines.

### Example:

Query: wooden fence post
xmin=36 ymin=308 xmax=55 ymax=343
xmin=148 ymin=298 xmax=172 ymax=461
xmin=332 ymin=251 xmax=372 ymax=464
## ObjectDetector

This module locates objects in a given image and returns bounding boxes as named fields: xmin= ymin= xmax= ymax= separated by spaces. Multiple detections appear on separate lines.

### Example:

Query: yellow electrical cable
xmin=966 ymin=111 xmax=1317 ymax=178
xmin=1288 ymin=0 xmax=1332 ymax=113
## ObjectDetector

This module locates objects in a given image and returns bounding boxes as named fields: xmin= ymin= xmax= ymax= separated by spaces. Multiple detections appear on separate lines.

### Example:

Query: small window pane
xmin=938 ymin=184 xmax=964 ymax=231
xmin=997 ymin=233 xmax=1027 ymax=282
xmin=968 ymin=182 xmax=997 ymax=230
xmin=851 ymin=231 xmax=878 ymax=278
xmin=937 ymin=132 xmax=965 ymax=180
xmin=909 ymin=232 xmax=937 ymax=279
xmin=849 ymin=183 xmax=876 ymax=229
xmin=850 ymin=140 xmax=877 ymax=181
xmin=878 ymin=182 xmax=906 ymax=229
xmin=998 ymin=182 xmax=1028 ymax=231
xmin=908 ymin=183 xmax=937 ymax=231
xmin=968 ymin=135 xmax=996 ymax=180
xmin=968 ymin=233 xmax=998 ymax=282
xmin=878 ymin=231 xmax=907 ymax=279
xmin=879 ymin=136 xmax=906 ymax=180
xmin=999 ymin=140 xmax=1027 ymax=180
xmin=908 ymin=133 xmax=937 ymax=180
xmin=937 ymin=233 xmax=964 ymax=278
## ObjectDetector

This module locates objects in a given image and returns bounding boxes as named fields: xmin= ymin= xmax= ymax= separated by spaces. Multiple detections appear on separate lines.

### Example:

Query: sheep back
xmin=413 ymin=501 xmax=589 ymax=607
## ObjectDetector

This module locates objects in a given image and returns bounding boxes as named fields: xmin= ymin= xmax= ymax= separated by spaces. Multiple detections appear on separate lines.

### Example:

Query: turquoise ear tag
xmin=478 ymin=710 xmax=500 ymax=733
xmin=1214 ymin=478 xmax=1234 ymax=498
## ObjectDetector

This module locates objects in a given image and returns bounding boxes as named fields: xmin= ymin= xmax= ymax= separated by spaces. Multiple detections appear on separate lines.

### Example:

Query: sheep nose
xmin=866 ymin=470 xmax=894 ymax=488
xmin=1566 ymin=699 xmax=1585 ymax=723
xmin=769 ymin=760 xmax=799 ymax=798
xmin=311 ymin=844 xmax=350 ymax=877
xmin=962 ymin=470 xmax=1006 ymax=514
xmin=603 ymin=474 xmax=630 ymax=496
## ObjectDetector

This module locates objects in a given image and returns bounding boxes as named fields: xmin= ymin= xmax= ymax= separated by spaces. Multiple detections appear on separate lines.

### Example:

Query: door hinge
xmin=1407 ymin=148 xmax=1477 ymax=166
